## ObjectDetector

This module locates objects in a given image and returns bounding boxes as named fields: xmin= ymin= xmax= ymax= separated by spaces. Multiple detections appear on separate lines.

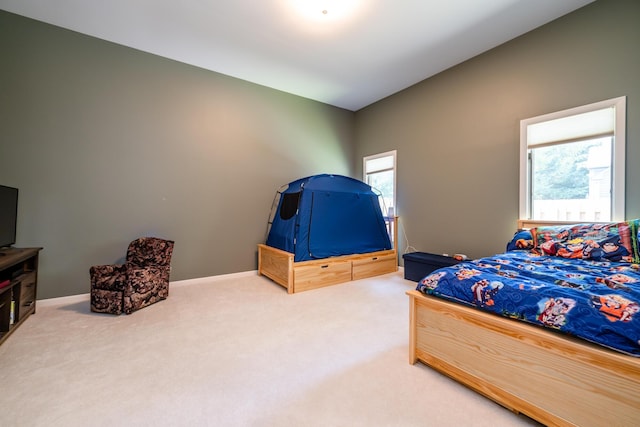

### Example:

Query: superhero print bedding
xmin=416 ymin=220 xmax=640 ymax=356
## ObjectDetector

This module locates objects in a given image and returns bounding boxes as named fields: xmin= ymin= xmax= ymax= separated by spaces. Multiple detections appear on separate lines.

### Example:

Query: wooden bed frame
xmin=407 ymin=220 xmax=640 ymax=427
xmin=258 ymin=217 xmax=398 ymax=293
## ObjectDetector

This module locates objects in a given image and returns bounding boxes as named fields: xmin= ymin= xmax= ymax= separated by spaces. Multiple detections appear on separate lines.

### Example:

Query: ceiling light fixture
xmin=289 ymin=0 xmax=361 ymax=22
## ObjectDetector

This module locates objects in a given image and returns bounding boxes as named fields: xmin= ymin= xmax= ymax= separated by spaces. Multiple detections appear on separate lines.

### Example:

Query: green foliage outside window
xmin=532 ymin=141 xmax=594 ymax=200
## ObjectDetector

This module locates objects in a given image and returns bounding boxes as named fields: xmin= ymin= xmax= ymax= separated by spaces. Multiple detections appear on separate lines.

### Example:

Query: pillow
xmin=506 ymin=229 xmax=534 ymax=252
xmin=531 ymin=222 xmax=635 ymax=262
xmin=627 ymin=218 xmax=640 ymax=263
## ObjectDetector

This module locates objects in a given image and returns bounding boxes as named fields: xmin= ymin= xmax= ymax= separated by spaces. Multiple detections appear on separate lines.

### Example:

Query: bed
xmin=259 ymin=217 xmax=398 ymax=293
xmin=407 ymin=220 xmax=640 ymax=426
xmin=259 ymin=174 xmax=398 ymax=293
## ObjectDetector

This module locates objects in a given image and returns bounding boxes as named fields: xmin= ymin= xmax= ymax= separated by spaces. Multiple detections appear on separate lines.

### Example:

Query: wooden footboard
xmin=407 ymin=290 xmax=640 ymax=427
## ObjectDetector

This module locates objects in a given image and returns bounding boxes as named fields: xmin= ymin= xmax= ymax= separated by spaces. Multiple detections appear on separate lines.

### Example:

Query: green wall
xmin=354 ymin=0 xmax=640 ymax=260
xmin=0 ymin=11 xmax=355 ymax=299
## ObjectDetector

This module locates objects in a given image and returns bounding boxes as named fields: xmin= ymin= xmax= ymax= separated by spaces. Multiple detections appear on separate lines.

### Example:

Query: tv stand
xmin=0 ymin=247 xmax=42 ymax=346
xmin=0 ymin=246 xmax=18 ymax=256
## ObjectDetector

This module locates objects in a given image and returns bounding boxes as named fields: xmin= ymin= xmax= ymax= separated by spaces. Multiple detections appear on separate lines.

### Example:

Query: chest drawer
xmin=352 ymin=253 xmax=397 ymax=280
xmin=294 ymin=260 xmax=352 ymax=293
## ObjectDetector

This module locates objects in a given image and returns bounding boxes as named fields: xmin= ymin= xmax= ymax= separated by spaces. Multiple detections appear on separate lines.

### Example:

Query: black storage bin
xmin=403 ymin=252 xmax=462 ymax=282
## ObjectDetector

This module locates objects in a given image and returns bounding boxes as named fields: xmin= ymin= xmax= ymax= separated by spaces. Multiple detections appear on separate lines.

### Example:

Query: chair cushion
xmin=123 ymin=267 xmax=170 ymax=314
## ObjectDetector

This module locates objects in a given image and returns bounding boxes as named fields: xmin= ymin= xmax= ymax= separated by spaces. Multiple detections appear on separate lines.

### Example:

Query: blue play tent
xmin=266 ymin=174 xmax=392 ymax=262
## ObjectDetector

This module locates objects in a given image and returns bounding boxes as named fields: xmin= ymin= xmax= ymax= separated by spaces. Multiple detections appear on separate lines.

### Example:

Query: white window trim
xmin=363 ymin=149 xmax=397 ymax=216
xmin=519 ymin=96 xmax=626 ymax=222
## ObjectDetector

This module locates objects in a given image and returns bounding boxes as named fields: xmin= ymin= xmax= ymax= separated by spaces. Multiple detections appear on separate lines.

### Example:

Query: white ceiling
xmin=0 ymin=0 xmax=595 ymax=111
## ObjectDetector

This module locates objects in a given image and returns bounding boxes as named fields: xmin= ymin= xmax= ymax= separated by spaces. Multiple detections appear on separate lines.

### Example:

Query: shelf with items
xmin=0 ymin=247 xmax=42 ymax=346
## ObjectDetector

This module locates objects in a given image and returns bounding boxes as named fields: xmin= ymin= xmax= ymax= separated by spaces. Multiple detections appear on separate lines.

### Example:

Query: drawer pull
xmin=372 ymin=257 xmax=378 ymax=260
xmin=321 ymin=265 xmax=329 ymax=268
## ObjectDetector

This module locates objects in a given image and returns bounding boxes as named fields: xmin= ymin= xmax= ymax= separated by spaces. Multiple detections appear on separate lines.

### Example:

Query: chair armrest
xmin=90 ymin=264 xmax=126 ymax=291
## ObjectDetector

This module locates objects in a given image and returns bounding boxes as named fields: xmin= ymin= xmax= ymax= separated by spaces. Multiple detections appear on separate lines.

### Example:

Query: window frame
xmin=519 ymin=96 xmax=626 ymax=222
xmin=363 ymin=150 xmax=397 ymax=217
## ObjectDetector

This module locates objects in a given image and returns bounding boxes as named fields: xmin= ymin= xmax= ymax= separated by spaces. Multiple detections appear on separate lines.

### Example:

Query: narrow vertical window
xmin=364 ymin=150 xmax=397 ymax=218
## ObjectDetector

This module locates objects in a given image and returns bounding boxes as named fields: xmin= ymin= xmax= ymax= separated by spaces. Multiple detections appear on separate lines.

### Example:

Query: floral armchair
xmin=90 ymin=237 xmax=174 ymax=315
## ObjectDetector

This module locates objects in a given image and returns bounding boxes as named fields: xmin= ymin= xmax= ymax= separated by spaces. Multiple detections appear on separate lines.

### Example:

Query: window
xmin=363 ymin=150 xmax=396 ymax=218
xmin=519 ymin=97 xmax=626 ymax=222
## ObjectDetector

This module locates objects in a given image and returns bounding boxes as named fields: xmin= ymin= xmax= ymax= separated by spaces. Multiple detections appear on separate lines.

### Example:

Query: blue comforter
xmin=416 ymin=251 xmax=640 ymax=356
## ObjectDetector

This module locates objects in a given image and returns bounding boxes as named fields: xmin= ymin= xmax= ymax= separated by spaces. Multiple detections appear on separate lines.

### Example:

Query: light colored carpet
xmin=0 ymin=271 xmax=540 ymax=427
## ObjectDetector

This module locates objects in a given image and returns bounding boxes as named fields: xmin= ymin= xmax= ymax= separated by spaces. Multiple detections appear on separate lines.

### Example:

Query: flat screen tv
xmin=0 ymin=185 xmax=18 ymax=249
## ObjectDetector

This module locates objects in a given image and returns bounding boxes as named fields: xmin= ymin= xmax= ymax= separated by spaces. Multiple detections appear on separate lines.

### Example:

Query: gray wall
xmin=0 ymin=11 xmax=355 ymax=299
xmin=3 ymin=0 xmax=639 ymax=299
xmin=354 ymin=0 xmax=640 ymax=260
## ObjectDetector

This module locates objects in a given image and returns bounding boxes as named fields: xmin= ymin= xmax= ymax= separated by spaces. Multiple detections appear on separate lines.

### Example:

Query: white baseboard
xmin=170 ymin=270 xmax=257 ymax=287
xmin=37 ymin=293 xmax=90 ymax=307
xmin=37 ymin=270 xmax=259 ymax=306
